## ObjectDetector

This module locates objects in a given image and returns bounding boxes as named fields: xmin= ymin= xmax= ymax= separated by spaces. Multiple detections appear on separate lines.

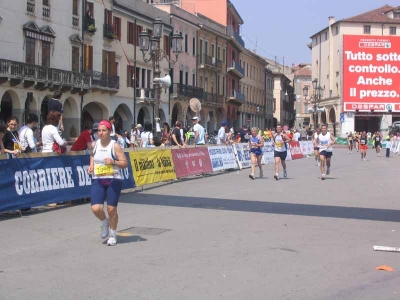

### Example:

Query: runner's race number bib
xmin=95 ymin=164 xmax=113 ymax=176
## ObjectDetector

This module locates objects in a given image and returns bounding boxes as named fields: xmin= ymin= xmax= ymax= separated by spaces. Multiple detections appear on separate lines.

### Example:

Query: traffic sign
xmin=340 ymin=113 xmax=345 ymax=123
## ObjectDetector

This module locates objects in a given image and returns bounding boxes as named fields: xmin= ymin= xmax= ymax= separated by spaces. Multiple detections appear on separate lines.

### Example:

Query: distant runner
xmin=317 ymin=124 xmax=335 ymax=180
xmin=312 ymin=128 xmax=321 ymax=166
xmin=273 ymin=124 xmax=291 ymax=180
xmin=359 ymin=131 xmax=368 ymax=161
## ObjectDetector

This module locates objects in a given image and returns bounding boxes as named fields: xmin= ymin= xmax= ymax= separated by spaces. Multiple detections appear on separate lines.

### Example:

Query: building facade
xmin=292 ymin=64 xmax=312 ymax=130
xmin=112 ymin=0 xmax=172 ymax=130
xmin=272 ymin=72 xmax=295 ymax=127
xmin=239 ymin=49 xmax=267 ymax=129
xmin=310 ymin=5 xmax=400 ymax=136
xmin=0 ymin=0 xmax=119 ymax=138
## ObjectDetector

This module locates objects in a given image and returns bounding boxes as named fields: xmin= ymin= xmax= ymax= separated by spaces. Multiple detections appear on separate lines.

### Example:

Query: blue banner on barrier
xmin=0 ymin=153 xmax=135 ymax=212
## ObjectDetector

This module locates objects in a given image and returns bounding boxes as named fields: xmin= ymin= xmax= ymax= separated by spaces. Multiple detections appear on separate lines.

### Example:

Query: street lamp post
xmin=309 ymin=78 xmax=324 ymax=129
xmin=139 ymin=18 xmax=183 ymax=136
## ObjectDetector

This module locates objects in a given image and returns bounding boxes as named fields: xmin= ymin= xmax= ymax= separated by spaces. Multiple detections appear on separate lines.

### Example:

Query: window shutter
xmin=109 ymin=51 xmax=116 ymax=75
xmin=102 ymin=50 xmax=107 ymax=73
xmin=89 ymin=45 xmax=93 ymax=71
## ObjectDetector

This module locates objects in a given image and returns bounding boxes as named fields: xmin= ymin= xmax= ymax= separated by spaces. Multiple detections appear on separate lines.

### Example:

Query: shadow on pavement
xmin=121 ymin=193 xmax=400 ymax=223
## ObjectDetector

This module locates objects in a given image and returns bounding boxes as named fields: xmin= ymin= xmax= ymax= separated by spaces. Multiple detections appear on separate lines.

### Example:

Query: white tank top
xmin=92 ymin=140 xmax=121 ymax=180
xmin=318 ymin=132 xmax=333 ymax=152
xmin=274 ymin=133 xmax=286 ymax=152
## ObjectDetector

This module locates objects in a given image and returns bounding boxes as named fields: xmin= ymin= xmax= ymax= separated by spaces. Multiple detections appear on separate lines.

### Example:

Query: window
xmin=163 ymin=35 xmax=170 ymax=58
xmin=335 ymin=26 xmax=339 ymax=35
xmin=217 ymin=46 xmax=221 ymax=60
xmin=86 ymin=2 xmax=94 ymax=18
xmin=192 ymin=37 xmax=196 ymax=55
xmin=185 ymin=72 xmax=188 ymax=85
xmin=185 ymin=34 xmax=188 ymax=52
xmin=43 ymin=0 xmax=50 ymax=6
xmin=136 ymin=25 xmax=143 ymax=45
xmin=127 ymin=22 xmax=136 ymax=45
xmin=72 ymin=46 xmax=80 ymax=72
xmin=102 ymin=50 xmax=116 ymax=75
xmin=394 ymin=12 xmax=400 ymax=19
xmin=104 ymin=9 xmax=112 ymax=25
xmin=325 ymin=31 xmax=328 ymax=40
xmin=73 ymin=0 xmax=79 ymax=16
xmin=42 ymin=41 xmax=50 ymax=67
xmin=222 ymin=76 xmax=225 ymax=96
xmin=222 ymin=48 xmax=226 ymax=63
xmin=147 ymin=70 xmax=151 ymax=88
xmin=113 ymin=17 xmax=121 ymax=40
xmin=212 ymin=44 xmax=215 ymax=58
xmin=204 ymin=41 xmax=208 ymax=56
xmin=84 ymin=44 xmax=93 ymax=71
xmin=25 ymin=37 xmax=35 ymax=64
xmin=364 ymin=25 xmax=371 ymax=34
xmin=127 ymin=65 xmax=134 ymax=87
xmin=135 ymin=67 xmax=140 ymax=87
xmin=390 ymin=26 xmax=397 ymax=35
xmin=192 ymin=74 xmax=195 ymax=86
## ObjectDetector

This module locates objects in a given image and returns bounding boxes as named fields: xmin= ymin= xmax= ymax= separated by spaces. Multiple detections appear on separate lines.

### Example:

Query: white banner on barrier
xmin=208 ymin=145 xmax=238 ymax=171
xmin=233 ymin=143 xmax=252 ymax=169
xmin=299 ymin=141 xmax=314 ymax=156
xmin=261 ymin=142 xmax=274 ymax=165
xmin=390 ymin=140 xmax=399 ymax=153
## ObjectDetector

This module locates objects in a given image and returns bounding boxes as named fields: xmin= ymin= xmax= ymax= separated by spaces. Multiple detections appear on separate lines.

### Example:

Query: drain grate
xmin=119 ymin=227 xmax=171 ymax=236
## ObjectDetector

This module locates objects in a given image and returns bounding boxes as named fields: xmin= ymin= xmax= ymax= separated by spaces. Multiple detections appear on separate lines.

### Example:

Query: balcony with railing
xmin=135 ymin=88 xmax=154 ymax=101
xmin=26 ymin=0 xmax=35 ymax=15
xmin=103 ymin=24 xmax=115 ymax=39
xmin=198 ymin=54 xmax=223 ymax=71
xmin=172 ymin=83 xmax=204 ymax=99
xmin=84 ymin=16 xmax=96 ymax=33
xmin=203 ymin=92 xmax=224 ymax=105
xmin=227 ymin=61 xmax=245 ymax=78
xmin=88 ymin=71 xmax=119 ymax=91
xmin=227 ymin=26 xmax=245 ymax=48
xmin=42 ymin=5 xmax=51 ymax=19
xmin=228 ymin=89 xmax=246 ymax=104
xmin=0 ymin=59 xmax=90 ymax=92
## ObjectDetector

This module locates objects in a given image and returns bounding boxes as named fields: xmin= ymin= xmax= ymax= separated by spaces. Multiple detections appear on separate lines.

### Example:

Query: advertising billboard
xmin=343 ymin=35 xmax=400 ymax=112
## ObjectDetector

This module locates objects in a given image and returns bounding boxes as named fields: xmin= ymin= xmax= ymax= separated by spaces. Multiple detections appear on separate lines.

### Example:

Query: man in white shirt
xmin=217 ymin=121 xmax=228 ymax=145
xmin=294 ymin=129 xmax=301 ymax=142
xmin=19 ymin=114 xmax=39 ymax=153
xmin=192 ymin=117 xmax=205 ymax=145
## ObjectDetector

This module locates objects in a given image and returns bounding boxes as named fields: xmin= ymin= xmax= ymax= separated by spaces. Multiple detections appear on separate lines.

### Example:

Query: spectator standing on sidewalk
xmin=19 ymin=114 xmax=39 ymax=153
xmin=2 ymin=116 xmax=22 ymax=159
xmin=171 ymin=121 xmax=183 ymax=147
xmin=48 ymin=91 xmax=64 ymax=132
xmin=41 ymin=111 xmax=67 ymax=153
xmin=109 ymin=116 xmax=116 ymax=140
xmin=239 ymin=124 xmax=251 ymax=143
xmin=192 ymin=117 xmax=205 ymax=146
xmin=71 ymin=121 xmax=94 ymax=152
xmin=217 ymin=121 xmax=228 ymax=145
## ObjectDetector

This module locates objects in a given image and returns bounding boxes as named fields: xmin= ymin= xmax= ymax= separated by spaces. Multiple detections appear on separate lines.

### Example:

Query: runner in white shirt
xmin=312 ymin=128 xmax=321 ymax=166
xmin=272 ymin=124 xmax=291 ymax=180
xmin=316 ymin=124 xmax=336 ymax=180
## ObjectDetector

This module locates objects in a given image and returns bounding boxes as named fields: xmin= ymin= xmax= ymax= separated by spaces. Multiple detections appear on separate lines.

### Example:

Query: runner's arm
xmin=258 ymin=135 xmax=264 ymax=148
xmin=109 ymin=143 xmax=128 ymax=169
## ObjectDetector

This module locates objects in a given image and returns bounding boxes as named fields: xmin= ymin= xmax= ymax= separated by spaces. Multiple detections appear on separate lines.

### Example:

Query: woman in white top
xmin=41 ymin=111 xmax=67 ymax=153
xmin=140 ymin=122 xmax=154 ymax=147
xmin=88 ymin=120 xmax=127 ymax=246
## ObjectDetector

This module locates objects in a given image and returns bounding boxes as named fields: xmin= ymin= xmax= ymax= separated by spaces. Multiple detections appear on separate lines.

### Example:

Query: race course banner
xmin=233 ymin=143 xmax=251 ymax=169
xmin=171 ymin=147 xmax=213 ymax=178
xmin=288 ymin=141 xmax=304 ymax=160
xmin=129 ymin=149 xmax=176 ymax=186
xmin=300 ymin=141 xmax=314 ymax=156
xmin=261 ymin=142 xmax=274 ymax=165
xmin=0 ymin=154 xmax=135 ymax=212
xmin=207 ymin=145 xmax=238 ymax=171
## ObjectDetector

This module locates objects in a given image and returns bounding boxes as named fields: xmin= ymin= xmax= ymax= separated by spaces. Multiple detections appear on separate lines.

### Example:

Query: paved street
xmin=1 ymin=148 xmax=400 ymax=300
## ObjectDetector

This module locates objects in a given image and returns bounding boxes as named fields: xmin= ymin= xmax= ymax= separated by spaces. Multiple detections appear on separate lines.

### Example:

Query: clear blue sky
xmin=233 ymin=0 xmax=399 ymax=65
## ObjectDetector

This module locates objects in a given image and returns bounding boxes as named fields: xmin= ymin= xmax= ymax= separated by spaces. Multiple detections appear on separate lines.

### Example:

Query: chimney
xmin=329 ymin=16 xmax=335 ymax=25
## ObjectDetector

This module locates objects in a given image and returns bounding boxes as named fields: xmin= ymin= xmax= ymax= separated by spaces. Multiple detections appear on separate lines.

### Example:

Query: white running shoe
xmin=363 ymin=158 xmax=366 ymax=161
xmin=274 ymin=173 xmax=279 ymax=180
xmin=107 ymin=235 xmax=117 ymax=246
xmin=101 ymin=218 xmax=109 ymax=239
xmin=249 ymin=174 xmax=255 ymax=180
xmin=321 ymin=174 xmax=326 ymax=180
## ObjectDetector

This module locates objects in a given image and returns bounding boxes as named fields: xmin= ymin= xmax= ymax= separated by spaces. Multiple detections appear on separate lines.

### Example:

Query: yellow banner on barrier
xmin=129 ymin=149 xmax=176 ymax=186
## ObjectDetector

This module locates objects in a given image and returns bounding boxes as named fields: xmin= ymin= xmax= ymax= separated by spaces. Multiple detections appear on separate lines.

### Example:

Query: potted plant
xmin=88 ymin=24 xmax=97 ymax=33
